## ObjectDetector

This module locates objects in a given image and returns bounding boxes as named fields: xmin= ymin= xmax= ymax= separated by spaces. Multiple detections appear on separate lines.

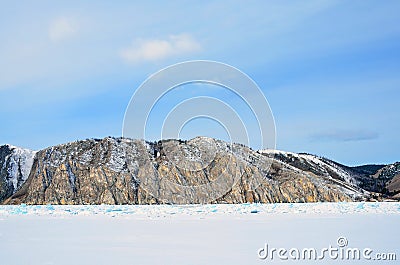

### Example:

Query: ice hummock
xmin=1 ymin=202 xmax=399 ymax=218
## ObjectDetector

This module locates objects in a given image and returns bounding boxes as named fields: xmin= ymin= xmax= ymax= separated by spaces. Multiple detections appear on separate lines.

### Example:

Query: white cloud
xmin=49 ymin=17 xmax=77 ymax=42
xmin=120 ymin=34 xmax=201 ymax=63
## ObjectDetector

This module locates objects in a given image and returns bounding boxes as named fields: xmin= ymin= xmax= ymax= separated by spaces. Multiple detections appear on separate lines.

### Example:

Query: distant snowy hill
xmin=258 ymin=150 xmax=400 ymax=199
xmin=0 ymin=138 xmax=398 ymax=204
xmin=259 ymin=150 xmax=360 ymax=186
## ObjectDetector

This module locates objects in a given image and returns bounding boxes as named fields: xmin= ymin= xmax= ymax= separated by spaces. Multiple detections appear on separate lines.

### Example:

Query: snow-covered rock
xmin=1 ymin=138 xmax=398 ymax=204
xmin=0 ymin=144 xmax=36 ymax=201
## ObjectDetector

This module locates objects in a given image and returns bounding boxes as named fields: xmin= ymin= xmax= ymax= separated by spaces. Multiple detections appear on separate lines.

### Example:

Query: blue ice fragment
xmin=11 ymin=206 xmax=27 ymax=215
xmin=356 ymin=203 xmax=364 ymax=210
xmin=105 ymin=207 xmax=123 ymax=213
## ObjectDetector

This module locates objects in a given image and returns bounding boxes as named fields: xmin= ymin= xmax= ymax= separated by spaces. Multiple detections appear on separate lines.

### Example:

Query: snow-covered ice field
xmin=1 ymin=203 xmax=399 ymax=264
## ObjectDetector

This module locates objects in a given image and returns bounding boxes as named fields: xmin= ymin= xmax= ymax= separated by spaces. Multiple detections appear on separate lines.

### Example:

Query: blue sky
xmin=0 ymin=1 xmax=399 ymax=166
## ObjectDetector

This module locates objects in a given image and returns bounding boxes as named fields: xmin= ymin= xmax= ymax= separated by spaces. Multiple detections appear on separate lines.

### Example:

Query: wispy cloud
xmin=49 ymin=17 xmax=78 ymax=42
xmin=119 ymin=34 xmax=201 ymax=63
xmin=310 ymin=129 xmax=379 ymax=142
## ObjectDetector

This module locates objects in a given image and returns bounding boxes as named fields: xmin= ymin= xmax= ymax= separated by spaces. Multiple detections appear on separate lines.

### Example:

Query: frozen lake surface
xmin=1 ymin=203 xmax=399 ymax=264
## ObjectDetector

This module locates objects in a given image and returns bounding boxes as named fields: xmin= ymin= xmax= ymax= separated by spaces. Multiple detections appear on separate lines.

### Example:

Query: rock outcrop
xmin=0 ymin=145 xmax=36 ymax=202
xmin=0 ymin=137 xmax=397 ymax=204
xmin=379 ymin=163 xmax=400 ymax=198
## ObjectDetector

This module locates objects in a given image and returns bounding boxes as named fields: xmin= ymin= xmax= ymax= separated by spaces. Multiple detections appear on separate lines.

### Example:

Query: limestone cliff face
xmin=7 ymin=138 xmax=141 ymax=205
xmin=3 ymin=137 xmax=361 ymax=205
xmin=0 ymin=145 xmax=35 ymax=202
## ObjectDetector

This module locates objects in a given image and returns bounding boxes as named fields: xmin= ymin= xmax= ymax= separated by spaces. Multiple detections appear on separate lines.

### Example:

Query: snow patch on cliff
xmin=2 ymin=145 xmax=36 ymax=191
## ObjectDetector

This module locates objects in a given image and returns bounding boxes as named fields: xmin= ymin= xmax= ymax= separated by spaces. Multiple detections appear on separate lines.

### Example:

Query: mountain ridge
xmin=1 ymin=137 xmax=398 ymax=204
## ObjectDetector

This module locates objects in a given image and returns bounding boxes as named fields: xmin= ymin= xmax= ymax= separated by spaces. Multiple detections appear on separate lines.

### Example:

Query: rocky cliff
xmin=377 ymin=162 xmax=400 ymax=198
xmin=0 ymin=137 xmax=397 ymax=205
xmin=0 ymin=144 xmax=36 ymax=202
